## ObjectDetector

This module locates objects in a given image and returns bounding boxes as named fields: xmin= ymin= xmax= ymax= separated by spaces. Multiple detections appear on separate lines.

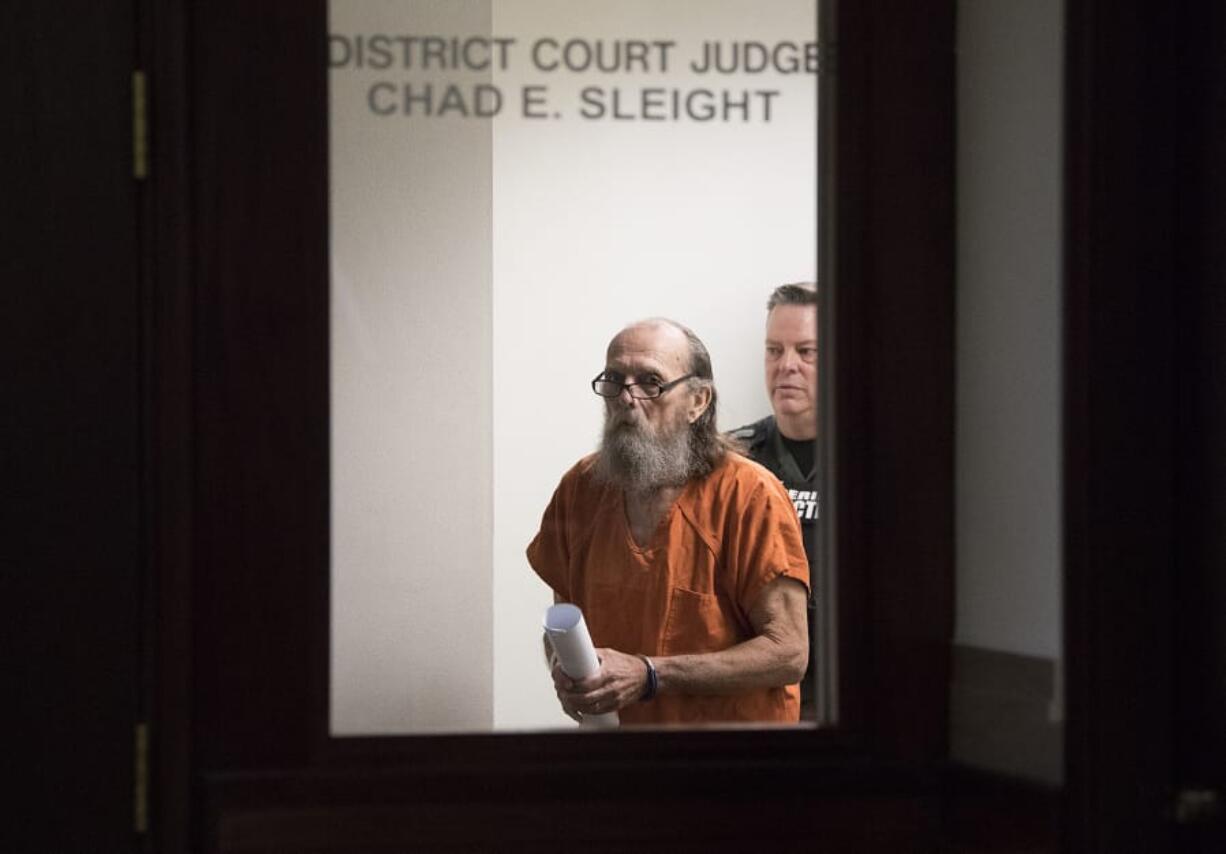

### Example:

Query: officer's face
xmin=765 ymin=304 xmax=818 ymax=428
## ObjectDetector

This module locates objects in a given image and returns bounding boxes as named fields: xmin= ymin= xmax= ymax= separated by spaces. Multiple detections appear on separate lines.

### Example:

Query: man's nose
xmin=780 ymin=348 xmax=801 ymax=371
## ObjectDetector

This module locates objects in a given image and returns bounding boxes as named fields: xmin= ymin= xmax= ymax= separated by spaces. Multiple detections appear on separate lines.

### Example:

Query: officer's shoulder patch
xmin=727 ymin=424 xmax=758 ymax=441
xmin=727 ymin=416 xmax=771 ymax=446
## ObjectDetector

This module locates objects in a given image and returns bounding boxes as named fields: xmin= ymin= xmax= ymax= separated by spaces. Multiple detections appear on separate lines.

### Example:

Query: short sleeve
xmin=526 ymin=477 xmax=573 ymax=602
xmin=723 ymin=473 xmax=810 ymax=616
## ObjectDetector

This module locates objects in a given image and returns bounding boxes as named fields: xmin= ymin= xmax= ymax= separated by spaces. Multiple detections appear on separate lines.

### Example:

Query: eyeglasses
xmin=591 ymin=372 xmax=696 ymax=400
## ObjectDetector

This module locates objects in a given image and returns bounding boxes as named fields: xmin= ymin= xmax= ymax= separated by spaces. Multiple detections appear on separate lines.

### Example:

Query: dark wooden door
xmin=1171 ymin=1 xmax=1226 ymax=849
xmin=4 ymin=2 xmax=144 ymax=852
xmin=1064 ymin=1 xmax=1226 ymax=850
xmin=166 ymin=1 xmax=957 ymax=852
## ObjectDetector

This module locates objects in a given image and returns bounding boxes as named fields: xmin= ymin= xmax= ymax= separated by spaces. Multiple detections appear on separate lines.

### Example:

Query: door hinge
xmin=133 ymin=722 xmax=149 ymax=834
xmin=1172 ymin=787 xmax=1223 ymax=825
xmin=132 ymin=70 xmax=149 ymax=180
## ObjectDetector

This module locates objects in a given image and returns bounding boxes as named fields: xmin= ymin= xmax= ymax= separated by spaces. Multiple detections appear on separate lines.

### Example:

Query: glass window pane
xmin=329 ymin=0 xmax=820 ymax=735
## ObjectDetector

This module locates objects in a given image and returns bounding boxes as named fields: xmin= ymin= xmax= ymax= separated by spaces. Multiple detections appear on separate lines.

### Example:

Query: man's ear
xmin=687 ymin=383 xmax=713 ymax=424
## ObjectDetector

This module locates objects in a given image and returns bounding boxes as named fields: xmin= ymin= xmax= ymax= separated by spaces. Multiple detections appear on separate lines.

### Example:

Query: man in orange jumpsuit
xmin=528 ymin=318 xmax=810 ymax=725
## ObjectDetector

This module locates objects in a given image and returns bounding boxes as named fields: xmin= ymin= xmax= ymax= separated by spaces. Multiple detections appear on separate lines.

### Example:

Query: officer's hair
xmin=766 ymin=281 xmax=818 ymax=311
xmin=644 ymin=318 xmax=743 ymax=473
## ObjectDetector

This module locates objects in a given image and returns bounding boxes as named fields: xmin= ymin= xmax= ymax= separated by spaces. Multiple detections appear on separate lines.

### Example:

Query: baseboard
xmin=949 ymin=645 xmax=1063 ymax=786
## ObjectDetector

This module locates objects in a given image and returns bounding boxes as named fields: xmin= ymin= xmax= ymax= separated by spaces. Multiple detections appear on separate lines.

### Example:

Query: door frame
xmin=145 ymin=1 xmax=957 ymax=850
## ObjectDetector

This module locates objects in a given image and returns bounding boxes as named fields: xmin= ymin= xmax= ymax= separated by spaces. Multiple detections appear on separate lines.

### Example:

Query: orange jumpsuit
xmin=527 ymin=451 xmax=810 ymax=725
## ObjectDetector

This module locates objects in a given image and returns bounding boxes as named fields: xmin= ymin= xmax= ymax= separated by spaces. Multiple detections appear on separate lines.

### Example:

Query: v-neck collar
xmin=620 ymin=479 xmax=696 ymax=555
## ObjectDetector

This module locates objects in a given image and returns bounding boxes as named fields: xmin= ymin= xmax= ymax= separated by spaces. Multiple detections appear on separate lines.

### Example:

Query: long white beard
xmin=593 ymin=411 xmax=695 ymax=493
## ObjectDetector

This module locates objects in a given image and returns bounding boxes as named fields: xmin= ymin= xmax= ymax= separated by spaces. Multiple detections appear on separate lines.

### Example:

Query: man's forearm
xmin=653 ymin=631 xmax=807 ymax=697
xmin=652 ymin=577 xmax=809 ymax=697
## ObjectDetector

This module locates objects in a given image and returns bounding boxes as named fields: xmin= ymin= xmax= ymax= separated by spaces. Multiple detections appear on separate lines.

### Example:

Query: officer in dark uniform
xmin=730 ymin=282 xmax=820 ymax=716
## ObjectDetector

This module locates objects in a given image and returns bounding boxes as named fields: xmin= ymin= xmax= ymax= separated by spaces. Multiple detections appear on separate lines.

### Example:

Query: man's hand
xmin=551 ymin=647 xmax=648 ymax=719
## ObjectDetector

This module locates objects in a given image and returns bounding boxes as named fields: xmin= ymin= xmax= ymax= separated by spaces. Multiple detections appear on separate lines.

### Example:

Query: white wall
xmin=329 ymin=0 xmax=817 ymax=734
xmin=956 ymin=0 xmax=1063 ymax=661
xmin=329 ymin=0 xmax=496 ymax=734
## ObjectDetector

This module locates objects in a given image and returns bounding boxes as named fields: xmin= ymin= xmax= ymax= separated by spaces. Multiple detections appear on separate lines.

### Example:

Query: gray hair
xmin=643 ymin=317 xmax=742 ymax=473
xmin=766 ymin=281 xmax=818 ymax=311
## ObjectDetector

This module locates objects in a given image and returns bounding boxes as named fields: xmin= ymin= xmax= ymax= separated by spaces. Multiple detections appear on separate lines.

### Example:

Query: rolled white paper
xmin=543 ymin=603 xmax=619 ymax=727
